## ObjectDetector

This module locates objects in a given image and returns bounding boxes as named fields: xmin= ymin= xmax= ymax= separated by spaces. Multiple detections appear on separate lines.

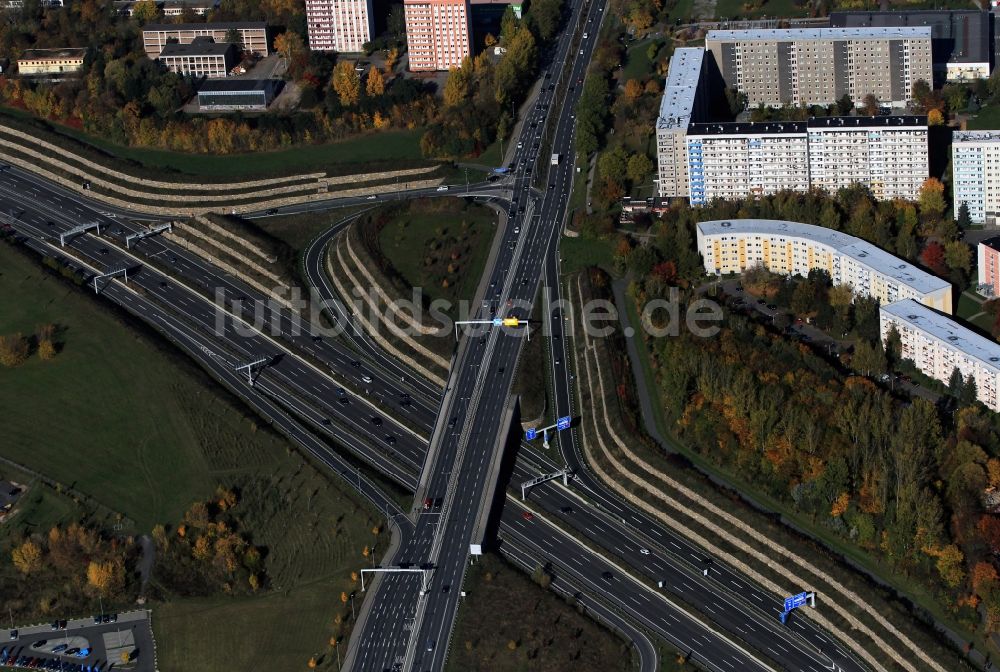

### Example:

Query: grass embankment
xmin=0 ymin=242 xmax=377 ymax=669
xmin=446 ymin=554 xmax=635 ymax=672
xmin=374 ymin=198 xmax=497 ymax=318
xmin=609 ymin=282 xmax=973 ymax=668
xmin=0 ymin=106 xmax=431 ymax=180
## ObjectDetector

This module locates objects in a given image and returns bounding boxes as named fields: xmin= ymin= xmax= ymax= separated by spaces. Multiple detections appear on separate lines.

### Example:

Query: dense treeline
xmin=608 ymin=185 xmax=971 ymax=288
xmin=422 ymin=0 xmax=562 ymax=158
xmin=0 ymin=0 xmax=565 ymax=157
xmin=4 ymin=523 xmax=139 ymax=621
xmin=602 ymin=187 xmax=1000 ymax=632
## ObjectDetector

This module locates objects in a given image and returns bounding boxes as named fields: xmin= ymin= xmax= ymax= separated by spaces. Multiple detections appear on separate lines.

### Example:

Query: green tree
xmin=131 ymin=0 xmax=158 ymax=23
xmin=918 ymin=178 xmax=947 ymax=220
xmin=852 ymin=340 xmax=885 ymax=377
xmin=912 ymin=79 xmax=932 ymax=108
xmin=836 ymin=94 xmax=854 ymax=115
xmin=727 ymin=87 xmax=749 ymax=116
xmin=944 ymin=240 xmax=972 ymax=276
xmin=948 ymin=366 xmax=965 ymax=398
xmin=884 ymin=324 xmax=902 ymax=365
xmin=442 ymin=60 xmax=472 ymax=107
xmin=224 ymin=27 xmax=243 ymax=50
xmin=626 ymin=153 xmax=653 ymax=186
xmin=957 ymin=202 xmax=972 ymax=229
xmin=961 ymin=374 xmax=979 ymax=408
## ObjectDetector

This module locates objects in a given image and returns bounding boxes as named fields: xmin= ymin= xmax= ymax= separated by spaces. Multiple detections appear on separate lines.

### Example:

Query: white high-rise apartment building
xmin=654 ymin=48 xmax=930 ymax=203
xmin=655 ymin=48 xmax=706 ymax=199
xmin=807 ymin=116 xmax=928 ymax=201
xmin=404 ymin=0 xmax=471 ymax=71
xmin=881 ymin=299 xmax=1000 ymax=411
xmin=696 ymin=219 xmax=953 ymax=313
xmin=305 ymin=0 xmax=373 ymax=52
xmin=952 ymin=131 xmax=1000 ymax=225
xmin=686 ymin=122 xmax=811 ymax=204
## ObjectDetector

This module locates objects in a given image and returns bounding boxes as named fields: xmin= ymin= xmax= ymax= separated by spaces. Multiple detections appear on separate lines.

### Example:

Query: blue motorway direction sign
xmin=525 ymin=428 xmax=537 ymax=441
xmin=783 ymin=592 xmax=809 ymax=612
xmin=556 ymin=416 xmax=572 ymax=431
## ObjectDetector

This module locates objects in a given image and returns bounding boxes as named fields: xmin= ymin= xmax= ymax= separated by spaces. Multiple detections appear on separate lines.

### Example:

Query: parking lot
xmin=1 ymin=611 xmax=154 ymax=672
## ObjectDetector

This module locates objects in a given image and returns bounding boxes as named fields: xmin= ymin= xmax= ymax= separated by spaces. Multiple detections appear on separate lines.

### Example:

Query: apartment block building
xmin=654 ymin=47 xmax=929 ymax=203
xmin=979 ymin=237 xmax=1000 ymax=297
xmin=686 ymin=122 xmax=810 ymax=204
xmin=952 ymin=131 xmax=1000 ymax=225
xmin=807 ymin=116 xmax=928 ymax=201
xmin=881 ymin=299 xmax=1000 ymax=411
xmin=404 ymin=0 xmax=471 ymax=71
xmin=158 ymin=38 xmax=239 ymax=78
xmin=655 ymin=47 xmax=708 ymax=199
xmin=305 ymin=0 xmax=373 ymax=52
xmin=674 ymin=115 xmax=928 ymax=204
xmin=143 ymin=22 xmax=269 ymax=58
xmin=831 ymin=10 xmax=992 ymax=82
xmin=705 ymin=27 xmax=933 ymax=108
xmin=696 ymin=219 xmax=953 ymax=313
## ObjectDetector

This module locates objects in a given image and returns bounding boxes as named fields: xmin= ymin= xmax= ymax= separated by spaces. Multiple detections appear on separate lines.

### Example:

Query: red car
xmin=522 ymin=511 xmax=534 ymax=521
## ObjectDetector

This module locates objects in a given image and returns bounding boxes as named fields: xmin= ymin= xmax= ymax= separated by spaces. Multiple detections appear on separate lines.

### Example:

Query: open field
xmin=376 ymin=199 xmax=498 ymax=315
xmin=446 ymin=553 xmax=634 ymax=672
xmin=0 ymin=243 xmax=256 ymax=531
xmin=0 ymin=241 xmax=378 ymax=667
xmin=153 ymin=449 xmax=379 ymax=672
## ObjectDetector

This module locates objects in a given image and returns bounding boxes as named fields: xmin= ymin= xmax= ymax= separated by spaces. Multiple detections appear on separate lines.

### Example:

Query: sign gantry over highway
xmin=780 ymin=591 xmax=816 ymax=624
xmin=525 ymin=415 xmax=573 ymax=448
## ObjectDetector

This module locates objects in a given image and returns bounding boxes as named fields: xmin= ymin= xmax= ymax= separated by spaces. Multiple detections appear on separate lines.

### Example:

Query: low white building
xmin=880 ymin=298 xmax=1000 ymax=411
xmin=696 ymin=219 xmax=953 ymax=313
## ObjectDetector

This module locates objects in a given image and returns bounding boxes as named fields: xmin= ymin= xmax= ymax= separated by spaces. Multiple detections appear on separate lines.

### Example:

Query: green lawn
xmin=668 ymin=0 xmax=695 ymax=23
xmin=715 ymin=0 xmax=810 ymax=19
xmin=74 ymin=129 xmax=428 ymax=178
xmin=965 ymin=103 xmax=1000 ymax=131
xmin=446 ymin=554 xmax=634 ymax=672
xmin=560 ymin=235 xmax=615 ymax=275
xmin=377 ymin=199 xmax=498 ymax=314
xmin=622 ymin=38 xmax=670 ymax=83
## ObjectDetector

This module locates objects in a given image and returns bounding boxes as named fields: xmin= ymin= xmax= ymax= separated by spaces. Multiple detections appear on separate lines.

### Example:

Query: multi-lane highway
xmin=0 ymin=5 xmax=874 ymax=668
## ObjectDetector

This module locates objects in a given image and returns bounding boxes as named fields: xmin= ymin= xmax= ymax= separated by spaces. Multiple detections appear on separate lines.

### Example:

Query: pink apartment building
xmin=979 ymin=238 xmax=1000 ymax=297
xmin=305 ymin=0 xmax=373 ymax=52
xmin=404 ymin=0 xmax=471 ymax=71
